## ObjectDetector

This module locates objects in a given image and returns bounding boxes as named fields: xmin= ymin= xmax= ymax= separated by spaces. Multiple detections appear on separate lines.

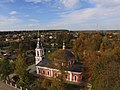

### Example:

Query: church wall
xmin=51 ymin=69 xmax=60 ymax=78
xmin=38 ymin=67 xmax=51 ymax=77
xmin=71 ymin=72 xmax=82 ymax=83
xmin=66 ymin=72 xmax=70 ymax=81
xmin=37 ymin=66 xmax=82 ymax=84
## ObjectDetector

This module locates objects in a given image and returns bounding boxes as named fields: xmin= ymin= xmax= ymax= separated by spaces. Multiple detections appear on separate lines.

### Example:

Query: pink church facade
xmin=35 ymin=38 xmax=82 ymax=84
xmin=36 ymin=66 xmax=82 ymax=84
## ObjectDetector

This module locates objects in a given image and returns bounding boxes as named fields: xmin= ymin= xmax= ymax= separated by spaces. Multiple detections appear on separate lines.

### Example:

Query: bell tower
xmin=35 ymin=32 xmax=44 ymax=65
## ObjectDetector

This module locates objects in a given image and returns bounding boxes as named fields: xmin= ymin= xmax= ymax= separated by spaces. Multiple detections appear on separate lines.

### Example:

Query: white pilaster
xmin=69 ymin=71 xmax=72 ymax=81
xmin=36 ymin=66 xmax=39 ymax=74
xmin=51 ymin=69 xmax=53 ymax=77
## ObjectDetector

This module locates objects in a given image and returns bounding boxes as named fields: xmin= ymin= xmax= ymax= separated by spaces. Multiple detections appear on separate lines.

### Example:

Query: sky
xmin=0 ymin=0 xmax=120 ymax=31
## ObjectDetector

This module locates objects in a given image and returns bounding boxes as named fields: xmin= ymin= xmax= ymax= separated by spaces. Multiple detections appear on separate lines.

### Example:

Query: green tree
xmin=15 ymin=52 xmax=28 ymax=87
xmin=49 ymin=79 xmax=66 ymax=90
xmin=41 ymin=79 xmax=51 ymax=89
xmin=47 ymin=50 xmax=69 ymax=90
xmin=9 ymin=41 xmax=20 ymax=50
xmin=48 ymin=49 xmax=72 ymax=70
xmin=0 ymin=58 xmax=13 ymax=80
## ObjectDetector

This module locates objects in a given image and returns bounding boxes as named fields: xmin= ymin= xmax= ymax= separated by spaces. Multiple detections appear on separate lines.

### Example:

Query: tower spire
xmin=62 ymin=41 xmax=66 ymax=50
xmin=37 ymin=30 xmax=40 ymax=48
xmin=96 ymin=24 xmax=99 ymax=31
xmin=35 ymin=30 xmax=44 ymax=65
xmin=38 ymin=30 xmax=40 ymax=38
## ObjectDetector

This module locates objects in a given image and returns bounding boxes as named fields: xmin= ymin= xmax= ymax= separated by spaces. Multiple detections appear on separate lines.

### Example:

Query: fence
xmin=4 ymin=80 xmax=28 ymax=90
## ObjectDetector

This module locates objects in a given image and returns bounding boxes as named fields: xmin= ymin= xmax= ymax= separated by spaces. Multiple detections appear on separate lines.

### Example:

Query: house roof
xmin=36 ymin=58 xmax=52 ymax=67
xmin=36 ymin=58 xmax=83 ymax=72
xmin=36 ymin=49 xmax=82 ymax=73
xmin=70 ymin=62 xmax=83 ymax=72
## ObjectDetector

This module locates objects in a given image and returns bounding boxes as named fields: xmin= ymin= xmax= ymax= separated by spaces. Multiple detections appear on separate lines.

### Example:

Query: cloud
xmin=43 ymin=0 xmax=120 ymax=29
xmin=0 ymin=16 xmax=18 ymax=25
xmin=0 ymin=0 xmax=15 ymax=3
xmin=25 ymin=0 xmax=80 ymax=9
xmin=25 ymin=0 xmax=51 ymax=3
xmin=0 ymin=0 xmax=120 ymax=30
xmin=42 ymin=4 xmax=120 ymax=30
xmin=9 ymin=11 xmax=17 ymax=15
xmin=0 ymin=15 xmax=22 ymax=30
xmin=59 ymin=0 xmax=80 ymax=8
xmin=29 ymin=19 xmax=40 ymax=22
xmin=1 ymin=5 xmax=120 ymax=30
xmin=9 ymin=0 xmax=16 ymax=2
xmin=90 ymin=0 xmax=120 ymax=7
xmin=24 ymin=15 xmax=30 ymax=17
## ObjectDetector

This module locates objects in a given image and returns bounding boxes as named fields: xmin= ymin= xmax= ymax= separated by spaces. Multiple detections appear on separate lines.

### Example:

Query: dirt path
xmin=0 ymin=81 xmax=17 ymax=90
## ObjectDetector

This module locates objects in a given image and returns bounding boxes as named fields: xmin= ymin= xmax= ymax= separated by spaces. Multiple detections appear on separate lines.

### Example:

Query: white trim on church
xmin=35 ymin=37 xmax=82 ymax=84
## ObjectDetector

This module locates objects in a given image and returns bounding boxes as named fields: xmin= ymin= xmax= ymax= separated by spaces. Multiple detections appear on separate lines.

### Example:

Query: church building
xmin=35 ymin=37 xmax=83 ymax=84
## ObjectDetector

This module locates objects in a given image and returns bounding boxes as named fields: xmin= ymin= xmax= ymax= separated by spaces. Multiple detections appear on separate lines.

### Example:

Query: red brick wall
xmin=66 ymin=72 xmax=70 ymax=81
xmin=38 ymin=67 xmax=82 ymax=84
xmin=72 ymin=73 xmax=82 ymax=83
xmin=52 ymin=69 xmax=60 ymax=77
xmin=38 ymin=68 xmax=51 ymax=77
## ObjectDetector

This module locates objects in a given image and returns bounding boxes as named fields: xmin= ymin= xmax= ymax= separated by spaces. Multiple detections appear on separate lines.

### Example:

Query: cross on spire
xmin=36 ymin=30 xmax=43 ymax=49
xmin=37 ymin=38 xmax=40 ymax=48
xmin=38 ymin=30 xmax=40 ymax=38
xmin=37 ymin=30 xmax=40 ymax=48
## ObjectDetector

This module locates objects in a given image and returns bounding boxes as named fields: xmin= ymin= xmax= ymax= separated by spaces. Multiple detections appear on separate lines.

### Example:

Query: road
xmin=0 ymin=81 xmax=17 ymax=90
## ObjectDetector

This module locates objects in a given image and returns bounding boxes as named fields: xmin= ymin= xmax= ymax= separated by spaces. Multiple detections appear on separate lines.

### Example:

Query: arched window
xmin=66 ymin=75 xmax=68 ymax=79
xmin=43 ymin=71 xmax=45 ymax=74
xmin=37 ymin=51 xmax=39 ymax=56
xmin=74 ymin=75 xmax=77 ymax=82
xmin=40 ymin=50 xmax=42 ymax=56
xmin=48 ymin=71 xmax=49 ymax=75
xmin=54 ymin=73 xmax=57 ymax=76
xmin=54 ymin=73 xmax=58 ymax=77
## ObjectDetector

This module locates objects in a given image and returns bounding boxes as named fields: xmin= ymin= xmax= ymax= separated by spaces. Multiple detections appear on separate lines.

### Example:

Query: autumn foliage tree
xmin=72 ymin=32 xmax=120 ymax=90
xmin=92 ymin=41 xmax=120 ymax=90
